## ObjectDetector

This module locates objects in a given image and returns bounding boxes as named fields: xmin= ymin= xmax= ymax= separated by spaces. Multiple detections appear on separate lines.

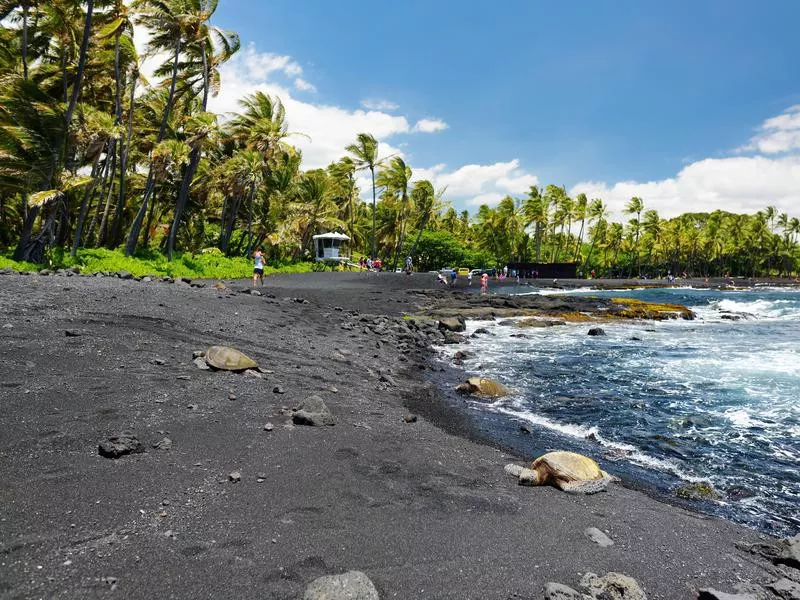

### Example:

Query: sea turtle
xmin=505 ymin=451 xmax=616 ymax=494
xmin=202 ymin=346 xmax=258 ymax=371
xmin=455 ymin=377 xmax=510 ymax=398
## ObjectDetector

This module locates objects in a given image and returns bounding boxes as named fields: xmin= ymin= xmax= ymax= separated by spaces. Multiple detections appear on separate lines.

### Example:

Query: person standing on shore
xmin=467 ymin=270 xmax=473 ymax=286
xmin=480 ymin=272 xmax=489 ymax=294
xmin=252 ymin=248 xmax=265 ymax=286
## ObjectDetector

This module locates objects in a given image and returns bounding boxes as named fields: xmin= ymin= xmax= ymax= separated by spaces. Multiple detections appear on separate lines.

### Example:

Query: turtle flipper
xmin=557 ymin=476 xmax=612 ymax=494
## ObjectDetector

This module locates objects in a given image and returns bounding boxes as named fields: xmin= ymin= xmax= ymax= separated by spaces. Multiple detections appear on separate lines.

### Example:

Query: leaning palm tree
xmin=346 ymin=133 xmax=380 ymax=259
xmin=167 ymin=0 xmax=239 ymax=259
xmin=124 ymin=0 xmax=185 ymax=256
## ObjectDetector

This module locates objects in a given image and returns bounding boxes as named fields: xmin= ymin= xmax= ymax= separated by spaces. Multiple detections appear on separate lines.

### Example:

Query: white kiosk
xmin=312 ymin=232 xmax=350 ymax=263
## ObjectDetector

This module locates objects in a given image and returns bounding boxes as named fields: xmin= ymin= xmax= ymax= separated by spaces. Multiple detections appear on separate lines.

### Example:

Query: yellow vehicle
xmin=457 ymin=267 xmax=470 ymax=276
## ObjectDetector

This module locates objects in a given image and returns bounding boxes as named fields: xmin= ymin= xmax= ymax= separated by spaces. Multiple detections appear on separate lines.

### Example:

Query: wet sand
xmin=0 ymin=271 xmax=784 ymax=599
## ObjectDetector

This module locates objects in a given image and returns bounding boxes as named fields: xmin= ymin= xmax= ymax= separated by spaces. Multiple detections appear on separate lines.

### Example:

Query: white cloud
xmin=208 ymin=45 xmax=410 ymax=168
xmin=742 ymin=104 xmax=800 ymax=154
xmin=413 ymin=118 xmax=448 ymax=133
xmin=570 ymin=155 xmax=800 ymax=220
xmin=361 ymin=99 xmax=399 ymax=111
xmin=415 ymin=159 xmax=539 ymax=207
xmin=293 ymin=78 xmax=316 ymax=93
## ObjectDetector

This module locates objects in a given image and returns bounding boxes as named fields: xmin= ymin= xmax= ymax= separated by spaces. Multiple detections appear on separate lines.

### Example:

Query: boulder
xmin=767 ymin=578 xmax=800 ymax=600
xmin=588 ymin=327 xmax=606 ymax=336
xmin=98 ymin=434 xmax=144 ymax=459
xmin=303 ymin=570 xmax=379 ymax=600
xmin=292 ymin=395 xmax=335 ymax=426
xmin=442 ymin=332 xmax=467 ymax=344
xmin=697 ymin=589 xmax=762 ymax=600
xmin=438 ymin=316 xmax=466 ymax=332
xmin=544 ymin=582 xmax=582 ymax=600
xmin=117 ymin=270 xmax=133 ymax=280
xmin=580 ymin=572 xmax=646 ymax=600
xmin=455 ymin=377 xmax=510 ymax=398
xmin=777 ymin=534 xmax=800 ymax=569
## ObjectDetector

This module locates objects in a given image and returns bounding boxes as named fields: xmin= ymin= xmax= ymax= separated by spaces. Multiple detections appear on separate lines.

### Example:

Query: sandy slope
xmin=0 ymin=271 xmax=777 ymax=599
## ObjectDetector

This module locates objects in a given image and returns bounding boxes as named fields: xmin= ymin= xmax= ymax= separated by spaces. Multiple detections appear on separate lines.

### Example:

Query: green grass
xmin=1 ymin=248 xmax=315 ymax=279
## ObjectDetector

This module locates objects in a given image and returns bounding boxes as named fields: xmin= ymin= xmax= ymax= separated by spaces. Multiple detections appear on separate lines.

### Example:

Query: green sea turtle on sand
xmin=505 ymin=451 xmax=617 ymax=494
xmin=200 ymin=346 xmax=258 ymax=371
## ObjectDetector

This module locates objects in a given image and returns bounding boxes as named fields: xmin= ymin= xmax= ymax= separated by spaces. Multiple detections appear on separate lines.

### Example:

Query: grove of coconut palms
xmin=1 ymin=1 xmax=798 ymax=278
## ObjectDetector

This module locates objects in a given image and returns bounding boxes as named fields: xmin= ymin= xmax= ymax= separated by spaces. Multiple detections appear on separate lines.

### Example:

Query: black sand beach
xmin=0 ymin=271 xmax=793 ymax=599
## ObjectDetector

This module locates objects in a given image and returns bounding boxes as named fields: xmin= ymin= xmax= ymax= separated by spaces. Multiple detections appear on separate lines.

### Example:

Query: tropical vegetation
xmin=0 ymin=0 xmax=798 ymax=278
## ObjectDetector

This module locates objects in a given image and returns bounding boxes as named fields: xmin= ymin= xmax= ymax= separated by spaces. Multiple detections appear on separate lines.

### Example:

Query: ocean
xmin=440 ymin=286 xmax=800 ymax=536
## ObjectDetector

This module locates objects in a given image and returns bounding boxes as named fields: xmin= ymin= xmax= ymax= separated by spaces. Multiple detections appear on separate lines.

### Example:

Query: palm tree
xmin=572 ymin=193 xmax=588 ymax=262
xmin=522 ymin=185 xmax=546 ymax=262
xmin=124 ymin=0 xmax=185 ymax=256
xmin=167 ymin=0 xmax=239 ymax=259
xmin=376 ymin=156 xmax=412 ymax=270
xmin=346 ymin=133 xmax=380 ymax=259
xmin=581 ymin=199 xmax=607 ymax=273
xmin=624 ymin=196 xmax=644 ymax=275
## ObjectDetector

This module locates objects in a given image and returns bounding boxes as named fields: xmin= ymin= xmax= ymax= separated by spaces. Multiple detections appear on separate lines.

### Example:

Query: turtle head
xmin=518 ymin=466 xmax=543 ymax=486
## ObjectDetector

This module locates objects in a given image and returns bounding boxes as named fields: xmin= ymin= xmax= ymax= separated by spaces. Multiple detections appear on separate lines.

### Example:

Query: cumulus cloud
xmin=413 ymin=118 xmax=448 ymax=133
xmin=570 ymin=155 xmax=800 ymax=220
xmin=741 ymin=104 xmax=800 ymax=155
xmin=415 ymin=160 xmax=539 ymax=207
xmin=293 ymin=78 xmax=317 ymax=93
xmin=361 ymin=99 xmax=399 ymax=111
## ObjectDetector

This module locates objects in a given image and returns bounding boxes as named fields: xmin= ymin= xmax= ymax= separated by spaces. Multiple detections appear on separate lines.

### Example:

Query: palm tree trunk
xmin=126 ymin=42 xmax=181 ymax=256
xmin=97 ymin=140 xmax=117 ymax=247
xmin=370 ymin=166 xmax=376 ymax=259
xmin=85 ymin=150 xmax=113 ymax=245
xmin=21 ymin=3 xmax=28 ymax=80
xmin=63 ymin=0 xmax=94 ymax=136
xmin=141 ymin=185 xmax=161 ymax=247
xmin=167 ymin=44 xmax=208 ymax=261
xmin=245 ymin=182 xmax=255 ymax=256
xmin=70 ymin=154 xmax=102 ymax=257
xmin=107 ymin=31 xmax=126 ymax=247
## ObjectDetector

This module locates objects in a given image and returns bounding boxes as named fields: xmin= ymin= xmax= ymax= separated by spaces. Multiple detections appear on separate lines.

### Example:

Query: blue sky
xmin=194 ymin=0 xmax=800 ymax=218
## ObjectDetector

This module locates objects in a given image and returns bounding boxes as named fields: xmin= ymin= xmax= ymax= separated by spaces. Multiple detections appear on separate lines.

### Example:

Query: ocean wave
xmin=486 ymin=404 xmax=706 ymax=482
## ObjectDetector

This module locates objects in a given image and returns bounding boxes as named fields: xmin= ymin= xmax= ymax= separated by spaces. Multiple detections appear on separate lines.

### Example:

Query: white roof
xmin=312 ymin=232 xmax=350 ymax=241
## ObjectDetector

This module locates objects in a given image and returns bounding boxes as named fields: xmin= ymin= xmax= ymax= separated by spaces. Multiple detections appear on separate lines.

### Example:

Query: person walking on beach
xmin=467 ymin=270 xmax=473 ymax=286
xmin=449 ymin=269 xmax=457 ymax=286
xmin=252 ymin=247 xmax=265 ymax=286
xmin=480 ymin=272 xmax=489 ymax=294
xmin=404 ymin=255 xmax=413 ymax=274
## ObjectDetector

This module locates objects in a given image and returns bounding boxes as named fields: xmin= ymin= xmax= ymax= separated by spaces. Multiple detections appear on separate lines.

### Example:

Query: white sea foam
xmin=703 ymin=298 xmax=800 ymax=320
xmin=486 ymin=404 xmax=706 ymax=482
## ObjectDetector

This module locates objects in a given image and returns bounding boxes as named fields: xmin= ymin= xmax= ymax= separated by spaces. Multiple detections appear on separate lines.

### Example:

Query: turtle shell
xmin=204 ymin=346 xmax=258 ymax=371
xmin=465 ymin=377 xmax=510 ymax=397
xmin=531 ymin=451 xmax=603 ymax=483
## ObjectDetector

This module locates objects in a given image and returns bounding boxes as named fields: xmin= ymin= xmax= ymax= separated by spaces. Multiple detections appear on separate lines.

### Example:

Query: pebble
xmin=273 ymin=386 xmax=285 ymax=394
xmin=403 ymin=413 xmax=418 ymax=423
xmin=263 ymin=423 xmax=274 ymax=431
xmin=584 ymin=527 xmax=614 ymax=547
xmin=228 ymin=392 xmax=237 ymax=401
xmin=228 ymin=471 xmax=241 ymax=483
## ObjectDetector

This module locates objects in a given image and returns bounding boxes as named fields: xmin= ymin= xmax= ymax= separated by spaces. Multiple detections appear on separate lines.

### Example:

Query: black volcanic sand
xmin=0 ymin=271 xmax=781 ymax=599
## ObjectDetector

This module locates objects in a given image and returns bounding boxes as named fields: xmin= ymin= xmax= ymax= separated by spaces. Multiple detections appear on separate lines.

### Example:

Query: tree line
xmin=0 ymin=0 xmax=797 ymax=277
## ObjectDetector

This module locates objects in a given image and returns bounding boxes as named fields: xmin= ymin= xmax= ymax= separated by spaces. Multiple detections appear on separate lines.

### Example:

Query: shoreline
xmin=0 ymin=270 xmax=794 ymax=599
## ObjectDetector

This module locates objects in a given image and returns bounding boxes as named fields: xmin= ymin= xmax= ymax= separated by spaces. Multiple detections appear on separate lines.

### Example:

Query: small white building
xmin=312 ymin=232 xmax=350 ymax=262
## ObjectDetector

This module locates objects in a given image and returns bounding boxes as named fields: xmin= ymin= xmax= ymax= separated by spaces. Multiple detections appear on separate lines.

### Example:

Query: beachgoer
xmin=404 ymin=255 xmax=413 ymax=274
xmin=373 ymin=258 xmax=382 ymax=272
xmin=480 ymin=272 xmax=489 ymax=294
xmin=467 ymin=271 xmax=473 ymax=286
xmin=437 ymin=272 xmax=447 ymax=285
xmin=503 ymin=265 xmax=508 ymax=278
xmin=366 ymin=257 xmax=373 ymax=271
xmin=450 ymin=269 xmax=457 ymax=286
xmin=590 ymin=269 xmax=596 ymax=279
xmin=252 ymin=247 xmax=265 ymax=286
